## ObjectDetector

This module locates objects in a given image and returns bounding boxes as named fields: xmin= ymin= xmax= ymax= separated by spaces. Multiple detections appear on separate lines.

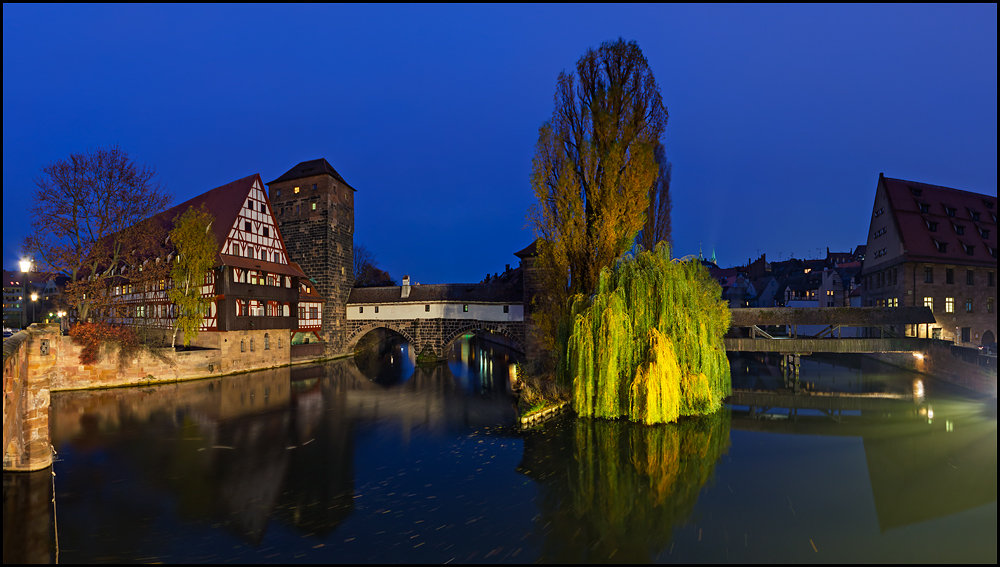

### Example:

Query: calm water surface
xmin=3 ymin=338 xmax=996 ymax=563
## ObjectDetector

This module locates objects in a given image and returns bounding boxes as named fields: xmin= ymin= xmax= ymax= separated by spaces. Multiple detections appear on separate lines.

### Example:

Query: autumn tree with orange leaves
xmin=21 ymin=146 xmax=173 ymax=324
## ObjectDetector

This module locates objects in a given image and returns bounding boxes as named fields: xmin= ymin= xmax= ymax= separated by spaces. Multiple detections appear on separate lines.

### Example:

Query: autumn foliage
xmin=69 ymin=322 xmax=141 ymax=366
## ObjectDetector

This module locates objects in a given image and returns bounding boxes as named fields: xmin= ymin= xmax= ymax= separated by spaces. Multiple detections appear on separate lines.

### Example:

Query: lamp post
xmin=29 ymin=292 xmax=38 ymax=327
xmin=19 ymin=257 xmax=31 ymax=330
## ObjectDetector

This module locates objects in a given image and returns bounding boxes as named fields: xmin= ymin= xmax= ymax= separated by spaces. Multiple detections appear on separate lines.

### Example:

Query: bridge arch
xmin=346 ymin=321 xmax=418 ymax=353
xmin=440 ymin=322 xmax=525 ymax=355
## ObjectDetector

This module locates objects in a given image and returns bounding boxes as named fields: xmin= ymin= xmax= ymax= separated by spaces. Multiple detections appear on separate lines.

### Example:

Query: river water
xmin=3 ymin=336 xmax=996 ymax=563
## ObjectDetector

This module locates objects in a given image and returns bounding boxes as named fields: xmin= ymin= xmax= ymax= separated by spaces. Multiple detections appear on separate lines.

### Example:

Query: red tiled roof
xmin=883 ymin=175 xmax=997 ymax=267
xmin=514 ymin=239 xmax=539 ymax=259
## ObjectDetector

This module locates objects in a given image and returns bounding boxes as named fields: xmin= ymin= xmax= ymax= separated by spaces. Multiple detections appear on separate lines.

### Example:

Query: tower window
xmin=294 ymin=186 xmax=300 ymax=194
xmin=312 ymin=203 xmax=317 ymax=210
xmin=312 ymin=184 xmax=317 ymax=191
xmin=359 ymin=306 xmax=364 ymax=314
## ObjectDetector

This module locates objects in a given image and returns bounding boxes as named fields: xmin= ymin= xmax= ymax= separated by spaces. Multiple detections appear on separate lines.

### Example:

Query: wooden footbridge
xmin=724 ymin=307 xmax=936 ymax=354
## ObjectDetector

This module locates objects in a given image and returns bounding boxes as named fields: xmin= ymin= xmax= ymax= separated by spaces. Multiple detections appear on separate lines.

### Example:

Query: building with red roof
xmin=861 ymin=174 xmax=997 ymax=346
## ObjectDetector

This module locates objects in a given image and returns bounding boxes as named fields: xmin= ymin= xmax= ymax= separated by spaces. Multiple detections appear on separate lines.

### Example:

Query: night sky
xmin=3 ymin=5 xmax=996 ymax=284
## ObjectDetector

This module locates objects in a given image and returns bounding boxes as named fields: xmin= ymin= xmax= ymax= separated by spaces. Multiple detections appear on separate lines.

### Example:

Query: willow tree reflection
xmin=518 ymin=413 xmax=730 ymax=562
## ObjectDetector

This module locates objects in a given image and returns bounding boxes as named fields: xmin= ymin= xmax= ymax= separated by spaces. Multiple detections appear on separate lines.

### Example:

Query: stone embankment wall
xmin=869 ymin=341 xmax=997 ymax=397
xmin=3 ymin=327 xmax=53 ymax=472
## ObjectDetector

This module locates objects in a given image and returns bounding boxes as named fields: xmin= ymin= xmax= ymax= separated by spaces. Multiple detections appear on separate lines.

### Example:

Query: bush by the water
xmin=568 ymin=243 xmax=731 ymax=424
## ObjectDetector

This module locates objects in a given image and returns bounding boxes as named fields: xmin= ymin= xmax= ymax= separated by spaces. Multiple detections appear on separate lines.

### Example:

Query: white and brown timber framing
xmin=98 ymin=173 xmax=320 ymax=335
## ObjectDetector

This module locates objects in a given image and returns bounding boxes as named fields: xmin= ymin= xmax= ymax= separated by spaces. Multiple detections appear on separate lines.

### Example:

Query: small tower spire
xmin=711 ymin=246 xmax=717 ymax=264
xmin=699 ymin=243 xmax=704 ymax=261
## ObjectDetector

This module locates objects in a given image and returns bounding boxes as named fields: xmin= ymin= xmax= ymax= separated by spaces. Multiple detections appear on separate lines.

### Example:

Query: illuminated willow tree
xmin=168 ymin=205 xmax=217 ymax=348
xmin=568 ymin=243 xmax=730 ymax=424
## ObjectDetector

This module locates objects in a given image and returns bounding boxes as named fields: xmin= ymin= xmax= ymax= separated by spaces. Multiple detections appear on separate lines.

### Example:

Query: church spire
xmin=711 ymin=246 xmax=717 ymax=264
xmin=699 ymin=243 xmax=704 ymax=261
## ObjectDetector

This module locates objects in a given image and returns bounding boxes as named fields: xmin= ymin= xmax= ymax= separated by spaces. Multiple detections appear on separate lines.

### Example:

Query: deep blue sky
xmin=4 ymin=4 xmax=996 ymax=283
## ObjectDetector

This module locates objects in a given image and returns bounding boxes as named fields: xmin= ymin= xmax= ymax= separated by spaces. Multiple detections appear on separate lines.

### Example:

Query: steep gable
xmin=222 ymin=176 xmax=289 ymax=265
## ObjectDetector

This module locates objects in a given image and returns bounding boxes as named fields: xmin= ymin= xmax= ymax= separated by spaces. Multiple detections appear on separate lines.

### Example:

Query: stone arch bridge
xmin=345 ymin=279 xmax=526 ymax=360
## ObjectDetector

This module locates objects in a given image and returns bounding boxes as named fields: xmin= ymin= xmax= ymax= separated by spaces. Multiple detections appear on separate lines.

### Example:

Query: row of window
xmin=924 ymin=267 xmax=995 ymax=286
xmin=274 ymin=184 xmax=318 ymax=199
xmin=873 ymin=227 xmax=886 ymax=239
xmin=916 ymin=200 xmax=987 ymax=222
xmin=922 ymin=296 xmax=994 ymax=314
xmin=240 ymin=333 xmax=280 ymax=352
xmin=233 ymin=268 xmax=292 ymax=288
xmin=356 ymin=304 xmax=511 ymax=314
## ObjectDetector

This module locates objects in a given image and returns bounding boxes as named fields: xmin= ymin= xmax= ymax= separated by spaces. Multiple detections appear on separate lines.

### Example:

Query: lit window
xmin=965 ymin=299 xmax=973 ymax=313
xmin=945 ymin=297 xmax=954 ymax=313
xmin=312 ymin=203 xmax=317 ymax=210
xmin=923 ymin=297 xmax=933 ymax=312
xmin=294 ymin=186 xmax=300 ymax=194
xmin=463 ymin=305 xmax=469 ymax=313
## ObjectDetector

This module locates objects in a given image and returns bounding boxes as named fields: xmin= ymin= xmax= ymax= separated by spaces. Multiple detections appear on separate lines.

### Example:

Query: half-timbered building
xmin=100 ymin=174 xmax=321 ymax=362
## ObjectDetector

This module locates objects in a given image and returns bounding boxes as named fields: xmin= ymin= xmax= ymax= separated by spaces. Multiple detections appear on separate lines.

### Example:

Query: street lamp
xmin=19 ymin=257 xmax=32 ymax=330
xmin=57 ymin=311 xmax=66 ymax=334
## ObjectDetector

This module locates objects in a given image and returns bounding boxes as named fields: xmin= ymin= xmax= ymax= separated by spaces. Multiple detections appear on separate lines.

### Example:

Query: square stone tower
xmin=267 ymin=159 xmax=355 ymax=354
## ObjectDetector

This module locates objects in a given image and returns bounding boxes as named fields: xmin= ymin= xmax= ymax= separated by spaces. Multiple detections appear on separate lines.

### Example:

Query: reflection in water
xmin=518 ymin=413 xmax=730 ymax=562
xmin=17 ymin=336 xmax=520 ymax=562
xmin=5 ymin=345 xmax=995 ymax=562
xmin=2 ymin=469 xmax=53 ymax=564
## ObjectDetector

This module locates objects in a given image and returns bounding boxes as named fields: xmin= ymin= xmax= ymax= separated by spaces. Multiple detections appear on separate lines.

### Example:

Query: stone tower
xmin=267 ymin=159 xmax=355 ymax=354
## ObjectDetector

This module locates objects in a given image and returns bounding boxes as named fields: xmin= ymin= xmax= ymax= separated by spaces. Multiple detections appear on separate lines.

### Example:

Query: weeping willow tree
xmin=517 ymin=412 xmax=731 ymax=562
xmin=568 ymin=242 xmax=730 ymax=424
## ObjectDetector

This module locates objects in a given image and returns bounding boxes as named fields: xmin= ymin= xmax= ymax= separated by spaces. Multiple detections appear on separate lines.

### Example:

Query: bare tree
xmin=353 ymin=244 xmax=396 ymax=287
xmin=637 ymin=142 xmax=672 ymax=252
xmin=21 ymin=146 xmax=172 ymax=322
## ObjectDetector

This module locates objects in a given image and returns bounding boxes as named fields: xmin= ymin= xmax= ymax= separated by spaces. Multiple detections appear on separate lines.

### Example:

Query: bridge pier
xmin=3 ymin=324 xmax=56 ymax=472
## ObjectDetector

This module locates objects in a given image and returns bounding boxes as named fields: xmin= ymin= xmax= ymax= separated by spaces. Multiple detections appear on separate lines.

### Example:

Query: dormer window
xmin=918 ymin=203 xmax=929 ymax=213
xmin=934 ymin=240 xmax=947 ymax=253
xmin=979 ymin=227 xmax=990 ymax=239
xmin=926 ymin=220 xmax=938 ymax=232
xmin=985 ymin=200 xmax=994 ymax=210
xmin=963 ymin=243 xmax=975 ymax=256
xmin=969 ymin=210 xmax=980 ymax=221
xmin=944 ymin=206 xmax=956 ymax=217
xmin=953 ymin=224 xmax=965 ymax=236
xmin=909 ymin=186 xmax=922 ymax=196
